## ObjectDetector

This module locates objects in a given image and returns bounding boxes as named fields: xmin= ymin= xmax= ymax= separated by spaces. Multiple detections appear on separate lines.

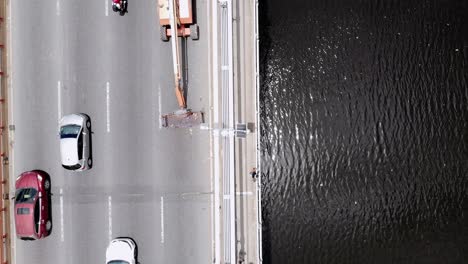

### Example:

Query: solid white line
xmin=207 ymin=0 xmax=216 ymax=261
xmin=226 ymin=1 xmax=236 ymax=261
xmin=8 ymin=1 xmax=17 ymax=263
xmin=211 ymin=0 xmax=221 ymax=262
xmin=105 ymin=0 xmax=109 ymax=16
xmin=160 ymin=196 xmax=165 ymax=243
xmin=57 ymin=81 xmax=61 ymax=121
xmin=106 ymin=82 xmax=110 ymax=132
xmin=60 ymin=188 xmax=64 ymax=242
xmin=236 ymin=192 xmax=253 ymax=196
xmin=108 ymin=196 xmax=112 ymax=241
xmin=180 ymin=191 xmax=213 ymax=196
xmin=78 ymin=193 xmax=144 ymax=198
xmin=56 ymin=0 xmax=60 ymax=16
xmin=158 ymin=84 xmax=162 ymax=129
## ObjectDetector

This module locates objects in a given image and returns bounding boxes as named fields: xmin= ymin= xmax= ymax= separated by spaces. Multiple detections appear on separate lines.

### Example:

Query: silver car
xmin=59 ymin=113 xmax=92 ymax=171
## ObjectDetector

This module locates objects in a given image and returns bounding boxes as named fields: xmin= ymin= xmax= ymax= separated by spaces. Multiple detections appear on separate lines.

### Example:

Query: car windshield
xmin=62 ymin=164 xmax=81 ymax=170
xmin=107 ymin=261 xmax=130 ymax=264
xmin=60 ymin=124 xmax=81 ymax=139
xmin=15 ymin=188 xmax=37 ymax=203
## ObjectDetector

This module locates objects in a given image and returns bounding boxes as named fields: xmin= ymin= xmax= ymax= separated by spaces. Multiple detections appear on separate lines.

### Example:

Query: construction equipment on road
xmin=158 ymin=0 xmax=203 ymax=128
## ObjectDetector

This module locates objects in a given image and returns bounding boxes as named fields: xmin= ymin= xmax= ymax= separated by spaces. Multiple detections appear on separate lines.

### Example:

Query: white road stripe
xmin=108 ymin=196 xmax=112 ymax=241
xmin=60 ymin=188 xmax=64 ymax=242
xmin=236 ymin=192 xmax=253 ymax=196
xmin=160 ymin=196 xmax=164 ymax=243
xmin=77 ymin=193 xmax=144 ymax=198
xmin=181 ymin=191 xmax=213 ymax=197
xmin=211 ymin=1 xmax=221 ymax=261
xmin=106 ymin=82 xmax=110 ymax=132
xmin=56 ymin=0 xmax=60 ymax=16
xmin=57 ymin=81 xmax=61 ymax=121
xmin=158 ymin=84 xmax=162 ymax=129
xmin=105 ymin=0 xmax=109 ymax=16
xmin=8 ymin=1 xmax=17 ymax=262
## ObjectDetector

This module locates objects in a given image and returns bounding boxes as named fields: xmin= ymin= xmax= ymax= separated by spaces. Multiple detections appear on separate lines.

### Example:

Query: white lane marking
xmin=160 ymin=196 xmax=164 ymax=243
xmin=60 ymin=188 xmax=64 ymax=242
xmin=108 ymin=196 xmax=112 ymax=241
xmin=56 ymin=0 xmax=60 ymax=16
xmin=151 ymin=86 xmax=157 ymax=131
xmin=8 ymin=1 xmax=17 ymax=263
xmin=211 ymin=1 xmax=221 ymax=261
xmin=77 ymin=193 xmax=144 ymax=198
xmin=158 ymin=84 xmax=162 ymax=129
xmin=57 ymin=81 xmax=62 ymax=121
xmin=236 ymin=192 xmax=253 ymax=196
xmin=180 ymin=191 xmax=213 ymax=197
xmin=105 ymin=0 xmax=109 ymax=16
xmin=106 ymin=82 xmax=110 ymax=132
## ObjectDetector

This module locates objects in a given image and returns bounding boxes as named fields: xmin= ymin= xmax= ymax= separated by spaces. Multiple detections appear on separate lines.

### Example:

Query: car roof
xmin=60 ymin=138 xmax=79 ymax=165
xmin=14 ymin=203 xmax=36 ymax=237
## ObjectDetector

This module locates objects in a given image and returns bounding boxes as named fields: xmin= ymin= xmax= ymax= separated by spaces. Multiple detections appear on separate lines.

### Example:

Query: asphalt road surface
xmin=10 ymin=0 xmax=212 ymax=263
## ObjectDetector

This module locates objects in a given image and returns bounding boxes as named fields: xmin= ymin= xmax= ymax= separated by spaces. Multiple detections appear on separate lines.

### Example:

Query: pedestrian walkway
xmin=209 ymin=0 xmax=261 ymax=263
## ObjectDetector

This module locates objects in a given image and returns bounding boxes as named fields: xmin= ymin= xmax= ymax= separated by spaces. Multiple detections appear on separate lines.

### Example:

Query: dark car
xmin=14 ymin=170 xmax=52 ymax=240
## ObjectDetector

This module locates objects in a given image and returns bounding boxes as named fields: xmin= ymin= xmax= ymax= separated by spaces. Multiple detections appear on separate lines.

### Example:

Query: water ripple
xmin=261 ymin=0 xmax=468 ymax=263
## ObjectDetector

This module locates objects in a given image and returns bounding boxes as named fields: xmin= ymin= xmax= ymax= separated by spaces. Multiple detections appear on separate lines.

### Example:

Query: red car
xmin=14 ymin=170 xmax=52 ymax=240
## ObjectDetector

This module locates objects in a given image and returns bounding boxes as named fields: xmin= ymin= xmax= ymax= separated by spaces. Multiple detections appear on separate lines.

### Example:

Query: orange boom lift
xmin=159 ymin=0 xmax=203 ymax=128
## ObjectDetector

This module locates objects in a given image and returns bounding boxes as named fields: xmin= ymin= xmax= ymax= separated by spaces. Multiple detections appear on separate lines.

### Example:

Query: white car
xmin=59 ymin=113 xmax=92 ymax=171
xmin=106 ymin=237 xmax=138 ymax=264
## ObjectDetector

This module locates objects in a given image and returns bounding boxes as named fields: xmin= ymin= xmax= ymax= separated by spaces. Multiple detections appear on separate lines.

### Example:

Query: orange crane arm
xmin=169 ymin=0 xmax=186 ymax=109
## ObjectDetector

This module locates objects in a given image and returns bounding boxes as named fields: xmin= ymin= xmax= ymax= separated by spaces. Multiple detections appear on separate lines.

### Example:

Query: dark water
xmin=260 ymin=0 xmax=468 ymax=263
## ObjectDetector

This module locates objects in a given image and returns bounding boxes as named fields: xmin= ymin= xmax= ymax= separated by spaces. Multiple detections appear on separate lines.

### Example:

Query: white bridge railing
xmin=219 ymin=0 xmax=236 ymax=263
xmin=254 ymin=0 xmax=263 ymax=262
xmin=213 ymin=0 xmax=262 ymax=263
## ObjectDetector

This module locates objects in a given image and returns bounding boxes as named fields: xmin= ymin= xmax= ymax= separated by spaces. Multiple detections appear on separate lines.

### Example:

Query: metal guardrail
xmin=210 ymin=0 xmax=221 ymax=262
xmin=254 ymin=1 xmax=263 ymax=262
xmin=0 ymin=0 xmax=11 ymax=264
